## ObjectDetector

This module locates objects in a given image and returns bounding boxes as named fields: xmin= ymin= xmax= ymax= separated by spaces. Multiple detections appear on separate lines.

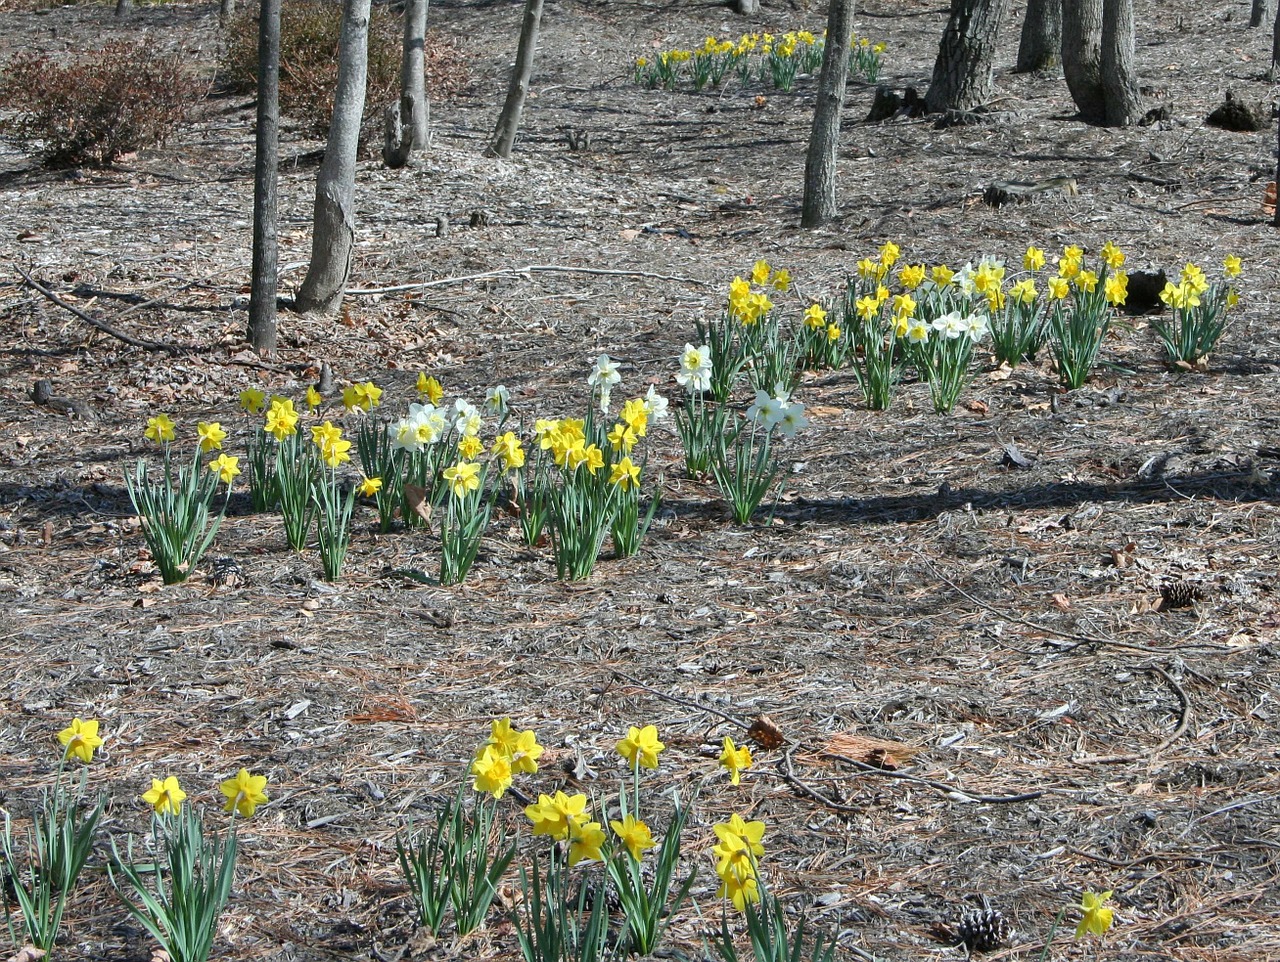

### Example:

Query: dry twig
xmin=348 ymin=263 xmax=710 ymax=295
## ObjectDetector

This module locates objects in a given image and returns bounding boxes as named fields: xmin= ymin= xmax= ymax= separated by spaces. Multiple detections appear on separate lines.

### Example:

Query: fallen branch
xmin=17 ymin=265 xmax=186 ymax=354
xmin=348 ymin=264 xmax=710 ymax=296
xmin=1075 ymin=664 xmax=1191 ymax=764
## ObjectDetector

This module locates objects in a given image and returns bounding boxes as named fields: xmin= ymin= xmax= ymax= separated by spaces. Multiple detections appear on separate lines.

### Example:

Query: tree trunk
xmin=1252 ymin=0 xmax=1275 ymax=28
xmin=801 ymin=0 xmax=856 ymax=228
xmin=295 ymin=0 xmax=372 ymax=314
xmin=114 ymin=0 xmax=131 ymax=16
xmin=1016 ymin=0 xmax=1061 ymax=72
xmin=248 ymin=0 xmax=281 ymax=352
xmin=1100 ymin=0 xmax=1141 ymax=126
xmin=734 ymin=0 xmax=760 ymax=13
xmin=485 ymin=0 xmax=544 ymax=159
xmin=925 ymin=0 xmax=1011 ymax=114
xmin=384 ymin=0 xmax=429 ymax=168
xmin=1062 ymin=0 xmax=1104 ymax=122
xmin=1273 ymin=3 xmax=1280 ymax=77
xmin=220 ymin=0 xmax=236 ymax=22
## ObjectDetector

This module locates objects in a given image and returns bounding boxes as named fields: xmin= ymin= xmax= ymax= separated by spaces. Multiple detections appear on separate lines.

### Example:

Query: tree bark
xmin=734 ymin=0 xmax=760 ymax=13
xmin=296 ymin=0 xmax=372 ymax=314
xmin=1016 ymin=0 xmax=1061 ymax=72
xmin=220 ymin=0 xmax=236 ymax=23
xmin=925 ymin=0 xmax=1011 ymax=114
xmin=1272 ymin=3 xmax=1280 ymax=77
xmin=114 ymin=0 xmax=131 ymax=16
xmin=248 ymin=0 xmax=281 ymax=352
xmin=801 ymin=0 xmax=856 ymax=228
xmin=485 ymin=0 xmax=544 ymax=159
xmin=384 ymin=0 xmax=429 ymax=168
xmin=1062 ymin=0 xmax=1104 ymax=122
xmin=1100 ymin=0 xmax=1141 ymax=126
xmin=1252 ymin=0 xmax=1275 ymax=28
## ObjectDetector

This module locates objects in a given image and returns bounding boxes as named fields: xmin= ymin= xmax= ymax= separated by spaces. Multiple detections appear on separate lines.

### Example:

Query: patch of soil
xmin=1 ymin=1 xmax=1279 ymax=961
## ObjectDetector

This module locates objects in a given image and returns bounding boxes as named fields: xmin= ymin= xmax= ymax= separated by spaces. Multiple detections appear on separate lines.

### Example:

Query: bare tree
xmin=734 ymin=0 xmax=760 ymax=13
xmin=296 ymin=0 xmax=372 ymax=314
xmin=1100 ymin=0 xmax=1141 ymax=125
xmin=486 ymin=0 xmax=545 ymax=158
xmin=383 ymin=0 xmax=430 ymax=169
xmin=1062 ymin=0 xmax=1104 ymax=122
xmin=925 ymin=0 xmax=1012 ymax=113
xmin=1016 ymin=0 xmax=1061 ymax=72
xmin=1273 ymin=2 xmax=1280 ymax=76
xmin=115 ymin=0 xmax=131 ymax=16
xmin=1252 ymin=0 xmax=1275 ymax=28
xmin=248 ymin=0 xmax=282 ymax=352
xmin=801 ymin=0 xmax=856 ymax=228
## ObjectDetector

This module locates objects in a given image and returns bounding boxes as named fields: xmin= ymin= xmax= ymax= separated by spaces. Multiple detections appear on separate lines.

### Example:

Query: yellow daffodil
xmin=619 ymin=398 xmax=648 ymax=436
xmin=311 ymin=420 xmax=342 ymax=450
xmin=719 ymin=736 xmax=753 ymax=786
xmin=856 ymin=257 xmax=878 ymax=280
xmin=145 ymin=413 xmax=176 ymax=444
xmin=358 ymin=476 xmax=382 ymax=497
xmin=57 ymin=718 xmax=103 ymax=763
xmin=1180 ymin=262 xmax=1209 ymax=294
xmin=750 ymin=259 xmax=770 ymax=286
xmin=319 ymin=435 xmax=351 ymax=468
xmin=220 ymin=769 xmax=269 ymax=818
xmin=524 ymin=791 xmax=588 ymax=840
xmin=1226 ymin=288 xmax=1239 ymax=308
xmin=715 ymin=814 xmax=766 ymax=857
xmin=419 ymin=374 xmax=444 ymax=404
xmin=305 ymin=385 xmax=322 ymax=411
xmin=804 ymin=303 xmax=828 ymax=329
xmin=931 ymin=264 xmax=955 ymax=287
xmin=1101 ymin=240 xmax=1125 ymax=269
xmin=458 ymin=435 xmax=484 ymax=460
xmin=568 ymin=818 xmax=606 ymax=866
xmin=1223 ymin=254 xmax=1242 ymax=278
xmin=771 ymin=268 xmax=791 ymax=292
xmin=610 ymin=456 xmax=641 ymax=491
xmin=898 ymin=263 xmax=925 ymax=290
xmin=1075 ymin=889 xmax=1114 ymax=939
xmin=1010 ymin=278 xmax=1037 ymax=304
xmin=610 ymin=814 xmax=656 ymax=861
xmin=355 ymin=381 xmax=382 ymax=410
xmin=1075 ymin=269 xmax=1099 ymax=293
xmin=583 ymin=444 xmax=605 ymax=475
xmin=142 ymin=776 xmax=187 ymax=816
xmin=608 ymin=422 xmax=638 ymax=452
xmin=1047 ymin=275 xmax=1070 ymax=300
xmin=443 ymin=461 xmax=481 ymax=498
xmin=855 ymin=295 xmax=878 ymax=322
xmin=1104 ymin=271 xmax=1128 ymax=306
xmin=616 ymin=724 xmax=665 ymax=770
xmin=491 ymin=432 xmax=525 ymax=471
xmin=1024 ymin=246 xmax=1046 ymax=271
xmin=891 ymin=292 xmax=916 ymax=319
xmin=879 ymin=240 xmax=900 ymax=267
xmin=470 ymin=745 xmax=512 ymax=799
xmin=239 ymin=388 xmax=267 ymax=414
xmin=196 ymin=421 xmax=226 ymax=452
xmin=210 ymin=453 xmax=240 ymax=484
xmin=265 ymin=398 xmax=298 ymax=441
xmin=826 ymin=323 xmax=841 ymax=342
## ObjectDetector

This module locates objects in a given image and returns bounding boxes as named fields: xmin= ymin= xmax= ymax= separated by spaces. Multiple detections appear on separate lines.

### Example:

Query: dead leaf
xmin=823 ymin=731 xmax=922 ymax=770
xmin=806 ymin=405 xmax=843 ymax=417
xmin=964 ymin=399 xmax=989 ymax=415
xmin=1264 ymin=180 xmax=1276 ymax=215
xmin=403 ymin=485 xmax=433 ymax=527
xmin=1052 ymin=593 xmax=1071 ymax=610
xmin=619 ymin=229 xmax=641 ymax=241
xmin=987 ymin=363 xmax=1013 ymax=382
xmin=8 ymin=948 xmax=48 ymax=962
xmin=747 ymin=714 xmax=785 ymax=750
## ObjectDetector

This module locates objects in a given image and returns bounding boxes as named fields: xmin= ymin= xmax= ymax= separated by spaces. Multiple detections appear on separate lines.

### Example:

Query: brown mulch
xmin=1 ymin=0 xmax=1279 ymax=960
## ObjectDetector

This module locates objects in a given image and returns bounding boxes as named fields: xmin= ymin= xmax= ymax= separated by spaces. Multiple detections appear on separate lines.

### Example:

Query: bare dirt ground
xmin=2 ymin=0 xmax=1280 ymax=959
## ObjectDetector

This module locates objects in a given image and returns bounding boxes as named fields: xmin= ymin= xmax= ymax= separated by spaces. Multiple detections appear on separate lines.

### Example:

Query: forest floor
xmin=1 ymin=0 xmax=1280 ymax=959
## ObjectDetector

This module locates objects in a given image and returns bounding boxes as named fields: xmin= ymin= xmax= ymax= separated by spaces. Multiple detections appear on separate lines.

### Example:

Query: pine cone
xmin=956 ymin=908 xmax=1012 ymax=953
xmin=1160 ymin=581 xmax=1199 ymax=609
xmin=209 ymin=556 xmax=245 ymax=588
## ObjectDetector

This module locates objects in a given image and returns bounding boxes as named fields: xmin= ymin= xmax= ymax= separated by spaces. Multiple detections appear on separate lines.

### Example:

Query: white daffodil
xmin=746 ymin=389 xmax=782 ymax=427
xmin=484 ymin=385 xmax=509 ymax=416
xmin=643 ymin=385 xmax=669 ymax=422
xmin=676 ymin=343 xmax=712 ymax=394
xmin=774 ymin=401 xmax=810 ymax=437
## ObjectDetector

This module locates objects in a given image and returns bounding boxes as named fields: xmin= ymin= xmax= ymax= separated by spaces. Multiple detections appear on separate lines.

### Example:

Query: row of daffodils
xmin=124 ymin=243 xmax=1242 ymax=587
xmin=2 ymin=718 xmax=1117 ymax=961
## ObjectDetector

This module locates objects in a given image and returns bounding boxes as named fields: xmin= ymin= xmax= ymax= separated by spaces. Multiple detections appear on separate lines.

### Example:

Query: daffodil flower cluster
xmin=1153 ymin=256 xmax=1242 ymax=365
xmin=634 ymin=29 xmax=883 ymax=92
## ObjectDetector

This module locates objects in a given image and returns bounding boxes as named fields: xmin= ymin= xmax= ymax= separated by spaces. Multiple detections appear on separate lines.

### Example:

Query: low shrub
xmin=0 ymin=43 xmax=201 ymax=167
xmin=219 ymin=0 xmax=469 ymax=138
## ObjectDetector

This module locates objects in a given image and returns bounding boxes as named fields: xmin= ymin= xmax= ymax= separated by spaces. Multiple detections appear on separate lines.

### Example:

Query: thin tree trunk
xmin=220 ymin=0 xmax=236 ymax=23
xmin=1100 ymin=0 xmax=1141 ymax=126
xmin=384 ymin=0 xmax=429 ymax=168
xmin=1062 ymin=0 xmax=1104 ymax=122
xmin=248 ymin=0 xmax=281 ymax=352
xmin=1275 ymin=8 xmax=1280 ymax=225
xmin=1272 ymin=3 xmax=1280 ymax=77
xmin=1016 ymin=0 xmax=1061 ymax=72
xmin=801 ymin=0 xmax=856 ymax=228
xmin=1252 ymin=0 xmax=1275 ymax=28
xmin=295 ymin=0 xmax=372 ymax=314
xmin=114 ymin=0 xmax=131 ymax=16
xmin=925 ymin=0 xmax=1011 ymax=114
xmin=734 ymin=0 xmax=760 ymax=13
xmin=486 ymin=0 xmax=544 ymax=159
